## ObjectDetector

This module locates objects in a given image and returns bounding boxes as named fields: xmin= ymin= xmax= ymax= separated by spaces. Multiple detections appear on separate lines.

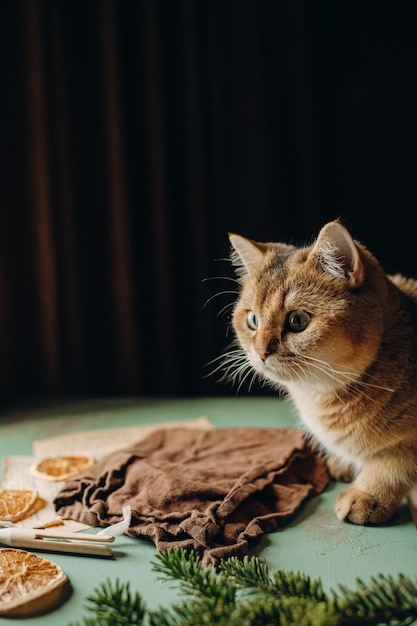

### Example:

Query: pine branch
xmin=69 ymin=578 xmax=146 ymax=626
xmin=69 ymin=547 xmax=417 ymax=626
xmin=219 ymin=555 xmax=272 ymax=591
xmin=152 ymin=547 xmax=236 ymax=604
xmin=234 ymin=596 xmax=338 ymax=626
xmin=335 ymin=573 xmax=417 ymax=625
xmin=220 ymin=555 xmax=327 ymax=602
xmin=149 ymin=595 xmax=338 ymax=626
xmin=148 ymin=596 xmax=237 ymax=626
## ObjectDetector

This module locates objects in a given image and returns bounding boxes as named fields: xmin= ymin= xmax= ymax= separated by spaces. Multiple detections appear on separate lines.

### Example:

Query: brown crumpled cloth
xmin=54 ymin=427 xmax=329 ymax=565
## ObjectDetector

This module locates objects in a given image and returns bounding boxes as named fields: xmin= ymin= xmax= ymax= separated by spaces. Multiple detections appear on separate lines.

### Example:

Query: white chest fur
xmin=285 ymin=383 xmax=359 ymax=465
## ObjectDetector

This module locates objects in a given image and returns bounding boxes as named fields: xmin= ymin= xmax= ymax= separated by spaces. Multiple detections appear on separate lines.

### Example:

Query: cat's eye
xmin=246 ymin=311 xmax=259 ymax=330
xmin=286 ymin=310 xmax=311 ymax=333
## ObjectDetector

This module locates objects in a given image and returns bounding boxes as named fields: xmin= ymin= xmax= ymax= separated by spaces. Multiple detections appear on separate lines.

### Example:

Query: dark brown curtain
xmin=1 ymin=1 xmax=417 ymax=399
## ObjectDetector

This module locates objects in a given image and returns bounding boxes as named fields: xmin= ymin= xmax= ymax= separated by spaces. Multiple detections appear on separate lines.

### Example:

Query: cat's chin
xmin=257 ymin=362 xmax=334 ymax=393
xmin=252 ymin=361 xmax=294 ymax=387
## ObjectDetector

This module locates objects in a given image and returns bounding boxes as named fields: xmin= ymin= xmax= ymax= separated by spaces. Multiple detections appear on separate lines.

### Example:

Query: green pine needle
xmin=152 ymin=547 xmax=236 ymax=604
xmin=68 ymin=578 xmax=146 ymax=626
xmin=335 ymin=573 xmax=417 ymax=624
xmin=219 ymin=555 xmax=272 ymax=590
xmin=70 ymin=547 xmax=417 ymax=626
xmin=220 ymin=555 xmax=327 ymax=601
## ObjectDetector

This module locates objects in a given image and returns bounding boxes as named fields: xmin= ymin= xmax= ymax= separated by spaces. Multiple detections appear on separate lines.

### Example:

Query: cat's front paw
xmin=335 ymin=487 xmax=395 ymax=524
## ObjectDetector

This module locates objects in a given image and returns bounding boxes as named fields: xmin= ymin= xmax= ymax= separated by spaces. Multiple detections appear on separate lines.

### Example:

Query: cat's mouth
xmin=251 ymin=353 xmax=300 ymax=383
xmin=253 ymin=351 xmax=338 ymax=387
xmin=254 ymin=349 xmax=367 ymax=392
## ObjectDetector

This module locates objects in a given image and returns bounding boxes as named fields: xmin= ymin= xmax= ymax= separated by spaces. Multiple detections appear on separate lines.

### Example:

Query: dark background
xmin=1 ymin=1 xmax=417 ymax=400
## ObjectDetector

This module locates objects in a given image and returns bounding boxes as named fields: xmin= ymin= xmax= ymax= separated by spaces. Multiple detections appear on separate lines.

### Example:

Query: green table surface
xmin=0 ymin=395 xmax=416 ymax=625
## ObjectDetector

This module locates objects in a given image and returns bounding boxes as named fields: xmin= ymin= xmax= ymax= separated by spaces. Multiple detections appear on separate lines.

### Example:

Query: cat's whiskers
xmin=288 ymin=361 xmax=309 ymax=388
xmin=208 ymin=344 xmax=269 ymax=394
xmin=203 ymin=290 xmax=239 ymax=309
xmin=216 ymin=302 xmax=235 ymax=319
xmin=307 ymin=366 xmax=402 ymax=443
xmin=299 ymin=361 xmax=358 ymax=407
xmin=298 ymin=358 xmax=377 ymax=406
xmin=303 ymin=355 xmax=395 ymax=394
xmin=334 ymin=389 xmax=349 ymax=406
xmin=298 ymin=357 xmax=355 ymax=388
xmin=247 ymin=370 xmax=259 ymax=393
xmin=294 ymin=360 xmax=393 ymax=443
xmin=202 ymin=276 xmax=239 ymax=308
xmin=202 ymin=276 xmax=240 ymax=284
xmin=224 ymin=361 xmax=248 ymax=387
xmin=205 ymin=350 xmax=247 ymax=379
xmin=206 ymin=346 xmax=261 ymax=394
xmin=299 ymin=357 xmax=397 ymax=418
xmin=236 ymin=364 xmax=258 ymax=395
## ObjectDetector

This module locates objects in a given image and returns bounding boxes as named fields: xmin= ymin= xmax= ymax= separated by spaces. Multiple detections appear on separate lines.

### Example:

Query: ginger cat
xmin=227 ymin=220 xmax=417 ymax=524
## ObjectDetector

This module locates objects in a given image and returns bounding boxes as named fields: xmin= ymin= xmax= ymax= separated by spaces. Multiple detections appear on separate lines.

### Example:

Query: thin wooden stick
xmin=34 ymin=530 xmax=115 ymax=543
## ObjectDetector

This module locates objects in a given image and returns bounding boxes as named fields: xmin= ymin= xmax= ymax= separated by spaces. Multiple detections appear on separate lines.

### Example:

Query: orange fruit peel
xmin=0 ymin=548 xmax=68 ymax=617
xmin=29 ymin=454 xmax=94 ymax=482
xmin=0 ymin=489 xmax=38 ymax=523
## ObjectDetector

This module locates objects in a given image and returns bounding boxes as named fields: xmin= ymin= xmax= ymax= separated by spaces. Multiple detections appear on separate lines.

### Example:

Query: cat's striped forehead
xmin=246 ymin=245 xmax=346 ymax=316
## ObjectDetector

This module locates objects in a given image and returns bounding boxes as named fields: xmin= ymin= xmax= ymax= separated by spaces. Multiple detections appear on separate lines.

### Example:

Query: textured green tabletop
xmin=0 ymin=396 xmax=416 ymax=624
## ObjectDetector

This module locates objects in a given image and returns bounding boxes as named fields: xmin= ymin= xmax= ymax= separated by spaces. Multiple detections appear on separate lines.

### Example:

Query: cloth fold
xmin=54 ymin=427 xmax=329 ymax=565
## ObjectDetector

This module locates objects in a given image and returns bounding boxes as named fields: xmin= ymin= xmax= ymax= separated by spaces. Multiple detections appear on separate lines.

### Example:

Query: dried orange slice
xmin=0 ymin=548 xmax=68 ymax=617
xmin=0 ymin=489 xmax=38 ymax=523
xmin=29 ymin=455 xmax=94 ymax=482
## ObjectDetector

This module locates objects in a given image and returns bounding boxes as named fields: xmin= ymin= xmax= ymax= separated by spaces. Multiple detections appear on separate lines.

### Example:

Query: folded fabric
xmin=54 ymin=427 xmax=329 ymax=565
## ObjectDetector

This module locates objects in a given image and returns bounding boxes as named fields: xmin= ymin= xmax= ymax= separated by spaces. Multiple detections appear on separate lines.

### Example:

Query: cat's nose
xmin=255 ymin=339 xmax=278 ymax=362
xmin=256 ymin=348 xmax=270 ymax=362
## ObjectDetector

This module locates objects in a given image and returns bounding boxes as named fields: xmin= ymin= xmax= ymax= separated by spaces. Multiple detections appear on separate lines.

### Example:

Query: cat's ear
xmin=228 ymin=234 xmax=267 ymax=277
xmin=311 ymin=221 xmax=364 ymax=288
